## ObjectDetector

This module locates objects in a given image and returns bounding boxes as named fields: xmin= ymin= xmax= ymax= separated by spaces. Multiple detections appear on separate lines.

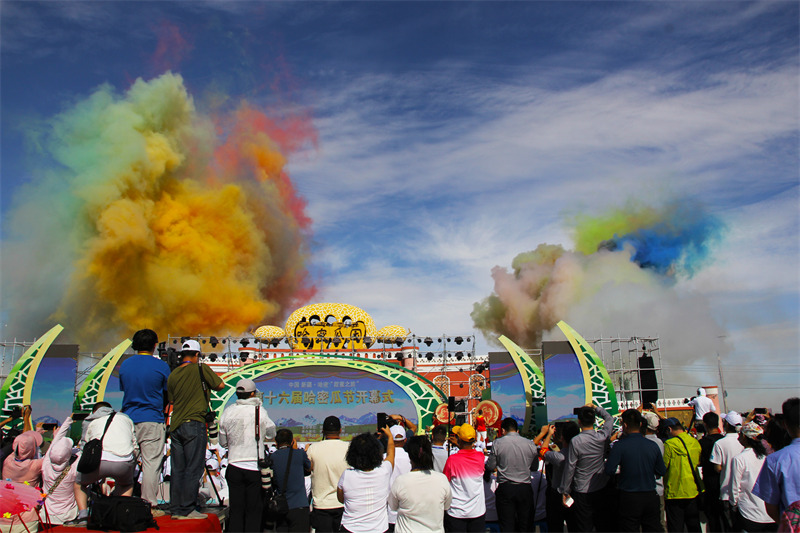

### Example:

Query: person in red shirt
xmin=475 ymin=410 xmax=488 ymax=445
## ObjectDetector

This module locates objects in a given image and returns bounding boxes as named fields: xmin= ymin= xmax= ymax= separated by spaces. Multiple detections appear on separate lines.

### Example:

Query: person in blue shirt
xmin=119 ymin=329 xmax=170 ymax=514
xmin=753 ymin=397 xmax=800 ymax=523
xmin=605 ymin=409 xmax=667 ymax=532
xmin=270 ymin=428 xmax=312 ymax=532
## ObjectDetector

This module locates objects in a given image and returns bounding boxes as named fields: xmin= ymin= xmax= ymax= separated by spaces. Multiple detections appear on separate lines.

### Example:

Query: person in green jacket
xmin=663 ymin=417 xmax=703 ymax=532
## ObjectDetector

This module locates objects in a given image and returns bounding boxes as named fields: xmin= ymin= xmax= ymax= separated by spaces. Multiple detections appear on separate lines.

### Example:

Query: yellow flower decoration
xmin=23 ymin=481 xmax=30 ymax=486
xmin=3 ymin=512 xmax=11 ymax=519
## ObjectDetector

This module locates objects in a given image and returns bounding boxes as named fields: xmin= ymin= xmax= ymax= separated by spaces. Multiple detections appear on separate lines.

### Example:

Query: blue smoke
xmin=602 ymin=203 xmax=725 ymax=278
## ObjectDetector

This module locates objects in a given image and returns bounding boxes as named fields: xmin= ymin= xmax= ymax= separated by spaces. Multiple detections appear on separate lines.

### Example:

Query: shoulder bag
xmin=264 ymin=446 xmax=293 ymax=520
xmin=77 ymin=413 xmax=116 ymax=474
xmin=678 ymin=436 xmax=705 ymax=494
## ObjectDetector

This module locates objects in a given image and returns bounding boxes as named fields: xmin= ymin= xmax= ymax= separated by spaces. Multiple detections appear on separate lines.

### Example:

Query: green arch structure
xmin=73 ymin=338 xmax=132 ymax=414
xmin=497 ymin=335 xmax=546 ymax=435
xmin=557 ymin=320 xmax=619 ymax=416
xmin=210 ymin=355 xmax=448 ymax=430
xmin=0 ymin=324 xmax=64 ymax=417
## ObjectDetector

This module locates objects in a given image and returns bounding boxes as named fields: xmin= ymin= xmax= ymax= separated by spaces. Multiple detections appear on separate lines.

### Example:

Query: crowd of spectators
xmin=0 ymin=330 xmax=798 ymax=533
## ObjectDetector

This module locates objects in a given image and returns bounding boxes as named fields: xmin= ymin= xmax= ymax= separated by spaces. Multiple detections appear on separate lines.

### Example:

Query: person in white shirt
xmin=337 ymin=428 xmax=395 ymax=533
xmin=730 ymin=422 xmax=776 ymax=531
xmin=387 ymin=424 xmax=412 ymax=528
xmin=219 ymin=378 xmax=276 ymax=533
xmin=431 ymin=425 xmax=449 ymax=473
xmin=307 ymin=416 xmax=350 ymax=533
xmin=67 ymin=403 xmax=137 ymax=527
xmin=688 ymin=388 xmax=717 ymax=426
xmin=710 ymin=410 xmax=745 ymax=530
xmin=388 ymin=435 xmax=452 ymax=533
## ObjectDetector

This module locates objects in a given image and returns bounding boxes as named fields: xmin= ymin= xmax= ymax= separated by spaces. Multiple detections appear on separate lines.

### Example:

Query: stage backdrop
xmin=30 ymin=358 xmax=77 ymax=426
xmin=224 ymin=365 xmax=417 ymax=441
xmin=543 ymin=353 xmax=585 ymax=422
xmin=488 ymin=351 xmax=527 ymax=428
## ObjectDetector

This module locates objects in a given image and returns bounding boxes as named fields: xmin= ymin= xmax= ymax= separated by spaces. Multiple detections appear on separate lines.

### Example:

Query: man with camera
xmin=219 ymin=378 xmax=276 ymax=532
xmin=166 ymin=340 xmax=224 ymax=520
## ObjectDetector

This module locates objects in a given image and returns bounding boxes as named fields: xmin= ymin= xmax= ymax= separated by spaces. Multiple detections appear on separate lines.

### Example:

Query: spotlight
xmin=271 ymin=339 xmax=280 ymax=347
xmin=240 ymin=339 xmax=250 ymax=348
xmin=426 ymin=352 xmax=434 ymax=361
xmin=181 ymin=336 xmax=190 ymax=343
xmin=466 ymin=337 xmax=472 ymax=343
xmin=239 ymin=352 xmax=249 ymax=362
xmin=202 ymin=339 xmax=207 ymax=344
xmin=456 ymin=352 xmax=463 ymax=360
xmin=209 ymin=353 xmax=217 ymax=362
xmin=455 ymin=336 xmax=463 ymax=345
xmin=424 ymin=337 xmax=433 ymax=346
xmin=210 ymin=336 xmax=219 ymax=348
xmin=172 ymin=339 xmax=178 ymax=344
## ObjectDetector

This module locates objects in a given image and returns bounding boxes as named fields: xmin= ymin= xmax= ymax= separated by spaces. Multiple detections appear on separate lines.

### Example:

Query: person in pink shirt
xmin=41 ymin=418 xmax=78 ymax=525
xmin=3 ymin=405 xmax=44 ymax=487
xmin=443 ymin=423 xmax=486 ymax=532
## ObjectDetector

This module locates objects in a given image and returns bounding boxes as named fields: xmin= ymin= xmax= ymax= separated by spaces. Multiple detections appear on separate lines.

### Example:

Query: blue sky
xmin=1 ymin=2 xmax=798 ymax=412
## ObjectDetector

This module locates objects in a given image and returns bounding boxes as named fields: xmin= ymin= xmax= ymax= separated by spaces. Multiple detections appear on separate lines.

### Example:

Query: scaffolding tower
xmin=585 ymin=335 xmax=665 ymax=411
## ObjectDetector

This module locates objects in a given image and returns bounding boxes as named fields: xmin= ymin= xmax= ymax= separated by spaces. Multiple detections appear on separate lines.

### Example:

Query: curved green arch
xmin=0 ymin=324 xmax=64 ymax=414
xmin=497 ymin=335 xmax=546 ymax=434
xmin=73 ymin=338 xmax=132 ymax=413
xmin=211 ymin=355 xmax=448 ymax=430
xmin=557 ymin=321 xmax=618 ymax=416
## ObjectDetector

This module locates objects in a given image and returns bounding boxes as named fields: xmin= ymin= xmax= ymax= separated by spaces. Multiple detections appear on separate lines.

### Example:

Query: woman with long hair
xmin=337 ymin=427 xmax=395 ymax=533
xmin=388 ymin=435 xmax=452 ymax=533
xmin=730 ymin=422 xmax=777 ymax=532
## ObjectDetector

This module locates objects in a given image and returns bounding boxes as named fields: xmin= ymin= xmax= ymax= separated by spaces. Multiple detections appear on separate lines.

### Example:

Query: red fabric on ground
xmin=46 ymin=513 xmax=222 ymax=533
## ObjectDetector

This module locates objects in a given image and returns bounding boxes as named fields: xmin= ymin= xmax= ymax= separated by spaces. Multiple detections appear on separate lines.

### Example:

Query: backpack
xmin=87 ymin=496 xmax=159 ymax=532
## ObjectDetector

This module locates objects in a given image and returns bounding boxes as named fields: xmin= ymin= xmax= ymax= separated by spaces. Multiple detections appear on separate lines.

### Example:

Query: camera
xmin=205 ymin=411 xmax=219 ymax=444
xmin=259 ymin=456 xmax=273 ymax=490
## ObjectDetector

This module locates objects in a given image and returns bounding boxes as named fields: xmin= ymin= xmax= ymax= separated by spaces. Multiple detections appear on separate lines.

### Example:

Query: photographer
xmin=219 ymin=378 xmax=276 ymax=533
xmin=166 ymin=339 xmax=224 ymax=520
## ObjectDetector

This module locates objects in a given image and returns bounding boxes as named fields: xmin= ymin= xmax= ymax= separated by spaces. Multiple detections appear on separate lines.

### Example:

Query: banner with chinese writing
xmin=226 ymin=366 xmax=417 ymax=441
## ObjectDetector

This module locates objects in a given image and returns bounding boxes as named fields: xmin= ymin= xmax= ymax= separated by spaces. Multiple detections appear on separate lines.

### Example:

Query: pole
xmin=717 ymin=351 xmax=728 ymax=413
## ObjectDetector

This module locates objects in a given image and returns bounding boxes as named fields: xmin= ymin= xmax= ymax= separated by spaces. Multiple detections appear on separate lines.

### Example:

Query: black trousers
xmin=665 ymin=497 xmax=701 ymax=532
xmin=735 ymin=510 xmax=777 ymax=532
xmin=546 ymin=486 xmax=574 ymax=533
xmin=444 ymin=512 xmax=486 ymax=533
xmin=572 ymin=486 xmax=616 ymax=533
xmin=225 ymin=464 xmax=263 ymax=533
xmin=618 ymin=490 xmax=664 ymax=533
xmin=495 ymin=482 xmax=534 ymax=532
xmin=276 ymin=507 xmax=310 ymax=532
xmin=311 ymin=507 xmax=344 ymax=533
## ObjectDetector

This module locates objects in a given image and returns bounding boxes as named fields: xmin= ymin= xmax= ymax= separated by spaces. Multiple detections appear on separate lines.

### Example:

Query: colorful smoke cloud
xmin=472 ymin=199 xmax=726 ymax=348
xmin=1 ymin=72 xmax=317 ymax=349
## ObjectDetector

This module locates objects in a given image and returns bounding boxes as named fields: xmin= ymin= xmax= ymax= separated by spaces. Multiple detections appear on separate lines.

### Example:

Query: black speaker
xmin=448 ymin=396 xmax=456 ymax=411
xmin=638 ymin=354 xmax=658 ymax=405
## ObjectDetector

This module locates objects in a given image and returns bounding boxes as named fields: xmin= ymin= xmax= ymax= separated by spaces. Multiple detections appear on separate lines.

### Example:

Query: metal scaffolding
xmin=585 ymin=335 xmax=665 ymax=410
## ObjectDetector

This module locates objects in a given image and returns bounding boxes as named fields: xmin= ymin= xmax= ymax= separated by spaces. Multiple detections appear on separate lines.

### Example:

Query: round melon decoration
xmin=376 ymin=325 xmax=409 ymax=343
xmin=253 ymin=325 xmax=286 ymax=342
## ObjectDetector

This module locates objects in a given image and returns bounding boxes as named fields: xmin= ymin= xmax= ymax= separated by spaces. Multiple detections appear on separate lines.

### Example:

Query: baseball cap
xmin=323 ymin=416 xmax=341 ymax=433
xmin=664 ymin=417 xmax=682 ymax=429
xmin=642 ymin=411 xmax=659 ymax=431
xmin=722 ymin=411 xmax=743 ymax=428
xmin=390 ymin=425 xmax=406 ymax=441
xmin=236 ymin=378 xmax=256 ymax=393
xmin=455 ymin=423 xmax=476 ymax=442
xmin=181 ymin=339 xmax=201 ymax=353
